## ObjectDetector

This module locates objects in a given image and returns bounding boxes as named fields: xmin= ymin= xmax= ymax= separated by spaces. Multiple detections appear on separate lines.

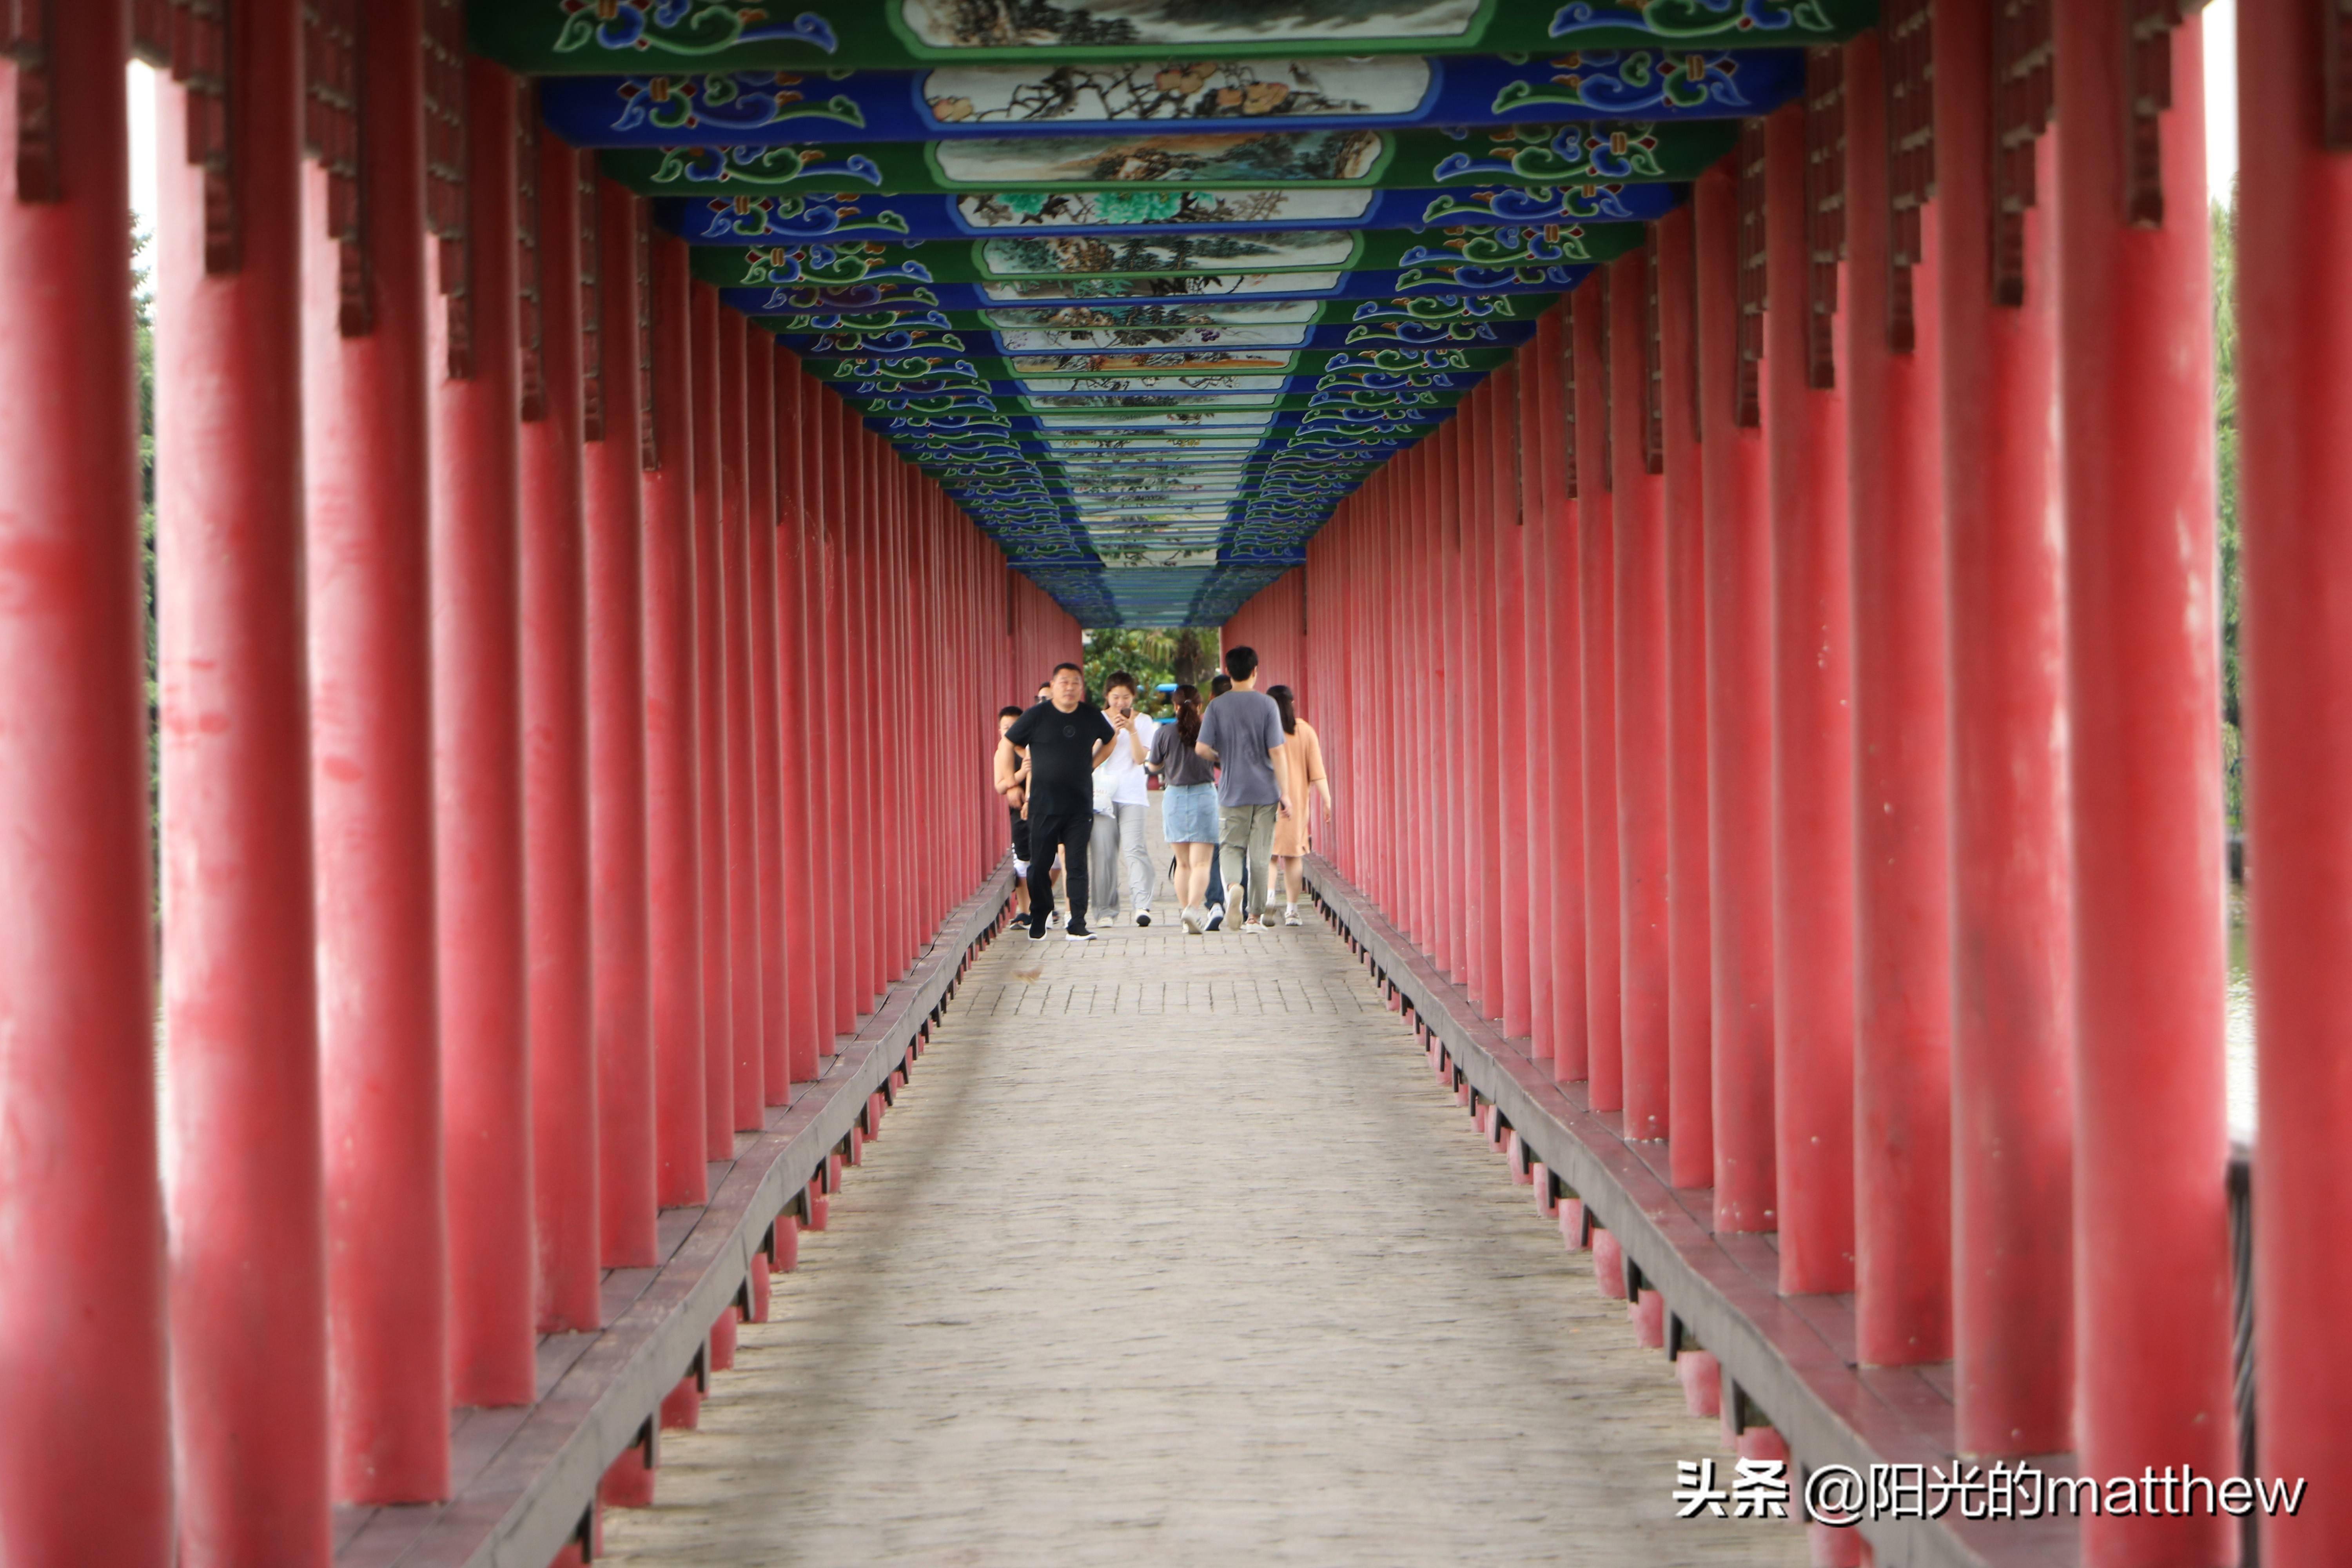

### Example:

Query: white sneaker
xmin=1134 ymin=909 xmax=1152 ymax=927
xmin=1181 ymin=906 xmax=1204 ymax=935
xmin=1283 ymin=905 xmax=1302 ymax=926
xmin=1098 ymin=909 xmax=1118 ymax=927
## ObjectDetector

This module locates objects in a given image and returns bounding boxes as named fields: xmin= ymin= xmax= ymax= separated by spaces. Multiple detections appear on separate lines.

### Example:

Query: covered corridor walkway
xmin=598 ymin=887 xmax=1803 ymax=1568
xmin=6 ymin=1 xmax=2349 ymax=1566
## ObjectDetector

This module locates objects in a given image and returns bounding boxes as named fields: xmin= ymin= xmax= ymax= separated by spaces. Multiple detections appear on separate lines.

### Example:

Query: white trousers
xmin=1089 ymin=802 xmax=1154 ymax=914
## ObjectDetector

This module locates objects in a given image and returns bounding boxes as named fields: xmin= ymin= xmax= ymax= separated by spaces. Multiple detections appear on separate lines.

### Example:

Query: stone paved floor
xmin=601 ymin=871 xmax=1811 ymax=1567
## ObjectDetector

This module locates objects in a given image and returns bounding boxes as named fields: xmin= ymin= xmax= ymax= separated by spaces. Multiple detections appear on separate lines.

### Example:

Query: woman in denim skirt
xmin=1148 ymin=684 xmax=1221 ymax=933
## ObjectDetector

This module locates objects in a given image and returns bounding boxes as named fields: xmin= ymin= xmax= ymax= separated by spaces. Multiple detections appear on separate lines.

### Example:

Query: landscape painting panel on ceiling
xmin=960 ymin=265 xmax=1588 ymax=304
xmin=1003 ymin=348 xmax=1304 ymax=375
xmin=977 ymin=229 xmax=1361 ymax=279
xmin=668 ymin=183 xmax=1673 ymax=241
xmin=754 ymin=290 xmax=1558 ymax=335
xmin=541 ymin=51 xmax=1791 ymax=144
xmin=931 ymin=128 xmax=1388 ymax=187
xmin=479 ymin=0 xmax=1870 ymax=71
xmin=597 ymin=122 xmax=1731 ymax=194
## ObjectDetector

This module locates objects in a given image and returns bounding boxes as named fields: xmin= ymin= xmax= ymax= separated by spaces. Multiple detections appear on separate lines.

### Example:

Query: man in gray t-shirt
xmin=1195 ymin=644 xmax=1293 ymax=929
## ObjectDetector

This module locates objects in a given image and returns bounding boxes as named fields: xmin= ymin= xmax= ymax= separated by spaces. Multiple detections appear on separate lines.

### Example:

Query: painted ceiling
xmin=474 ymin=0 xmax=1851 ymax=625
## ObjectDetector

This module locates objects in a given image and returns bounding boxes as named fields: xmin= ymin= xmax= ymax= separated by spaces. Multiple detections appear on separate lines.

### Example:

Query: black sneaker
xmin=1064 ymin=922 xmax=1095 ymax=941
xmin=1028 ymin=921 xmax=1049 ymax=942
xmin=1134 ymin=911 xmax=1152 ymax=927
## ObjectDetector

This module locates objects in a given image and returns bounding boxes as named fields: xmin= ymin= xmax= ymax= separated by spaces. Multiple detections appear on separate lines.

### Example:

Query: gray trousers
xmin=1218 ymin=801 xmax=1281 ymax=919
xmin=1089 ymin=802 xmax=1153 ymax=914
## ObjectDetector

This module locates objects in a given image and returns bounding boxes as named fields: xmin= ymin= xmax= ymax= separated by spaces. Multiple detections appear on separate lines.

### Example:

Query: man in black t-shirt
xmin=998 ymin=662 xmax=1116 ymax=940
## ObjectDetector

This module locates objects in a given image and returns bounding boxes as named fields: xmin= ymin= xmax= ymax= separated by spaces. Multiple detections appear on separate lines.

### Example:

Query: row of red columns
xmin=1225 ymin=2 xmax=2352 ymax=1558
xmin=0 ymin=7 xmax=1075 ymax=1563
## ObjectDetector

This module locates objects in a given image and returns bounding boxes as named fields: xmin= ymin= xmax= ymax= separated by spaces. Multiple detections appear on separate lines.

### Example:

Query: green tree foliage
xmin=1082 ymin=625 xmax=1220 ymax=710
xmin=2214 ymin=190 xmax=2242 ymax=829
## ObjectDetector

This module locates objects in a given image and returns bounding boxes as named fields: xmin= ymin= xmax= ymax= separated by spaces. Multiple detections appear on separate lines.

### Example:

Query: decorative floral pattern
xmin=554 ymin=2 xmax=838 ymax=58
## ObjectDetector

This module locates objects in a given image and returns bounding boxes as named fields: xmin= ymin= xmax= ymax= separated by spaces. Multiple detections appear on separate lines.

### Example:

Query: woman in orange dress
xmin=1266 ymin=684 xmax=1331 ymax=926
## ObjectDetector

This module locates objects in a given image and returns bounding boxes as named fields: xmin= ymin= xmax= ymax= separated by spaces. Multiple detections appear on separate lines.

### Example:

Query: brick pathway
xmin=600 ymin=881 xmax=1811 ymax=1567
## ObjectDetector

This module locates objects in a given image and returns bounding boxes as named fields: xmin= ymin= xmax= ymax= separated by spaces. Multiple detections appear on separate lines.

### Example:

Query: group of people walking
xmin=993 ymin=646 xmax=1331 ymax=941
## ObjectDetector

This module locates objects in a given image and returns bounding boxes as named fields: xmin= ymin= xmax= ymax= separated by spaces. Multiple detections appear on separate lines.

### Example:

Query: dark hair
xmin=1223 ymin=644 xmax=1259 ymax=682
xmin=1210 ymin=673 xmax=1232 ymax=697
xmin=1172 ymin=683 xmax=1203 ymax=747
xmin=1051 ymin=661 xmax=1083 ymax=679
xmin=1105 ymin=670 xmax=1137 ymax=694
xmin=1269 ymin=684 xmax=1298 ymax=735
xmin=998 ymin=705 xmax=1024 ymax=720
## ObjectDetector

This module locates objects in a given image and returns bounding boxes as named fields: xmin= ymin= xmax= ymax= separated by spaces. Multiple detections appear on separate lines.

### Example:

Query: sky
xmin=122 ymin=8 xmax=2246 ymax=242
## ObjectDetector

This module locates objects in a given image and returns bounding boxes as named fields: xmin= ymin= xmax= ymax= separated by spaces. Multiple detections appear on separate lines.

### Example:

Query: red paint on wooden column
xmin=1844 ymin=33 xmax=1951 ymax=1366
xmin=154 ymin=0 xmax=330 ymax=1555
xmin=2053 ymin=4 xmax=2236 ymax=1557
xmin=1492 ymin=370 xmax=1534 ymax=1038
xmin=1422 ymin=436 xmax=1451 ymax=973
xmin=747 ymin=333 xmax=790 ymax=1103
xmin=1655 ymin=208 xmax=1713 ymax=1191
xmin=717 ymin=310 xmax=764 ymax=1128
xmin=800 ymin=375 xmax=840 ymax=1053
xmin=691 ymin=283 xmax=733 ymax=1155
xmin=824 ymin=400 xmax=856 ymax=1038
xmin=298 ymin=0 xmax=450 ymax=1501
xmin=642 ymin=233 xmax=706 ymax=1207
xmin=1933 ymin=0 xmax=2072 ymax=1455
xmin=1572 ymin=280 xmax=1623 ymax=1109
xmin=432 ymin=62 xmax=535 ymax=1408
xmin=1472 ymin=392 xmax=1505 ymax=1013
xmin=588 ymin=184 xmax=659 ymax=1266
xmin=521 ymin=117 xmax=600 ymax=1332
xmin=1764 ymin=102 xmax=1855 ymax=1295
xmin=851 ymin=423 xmax=874 ymax=993
xmin=0 ymin=6 xmax=178 ymax=1557
xmin=2239 ymin=2 xmax=2352 ymax=1556
xmin=1611 ymin=249 xmax=1670 ymax=1140
xmin=1535 ymin=307 xmax=1589 ymax=1083
xmin=1694 ymin=162 xmax=1777 ymax=1234
xmin=1444 ymin=424 xmax=1472 ymax=985
xmin=1514 ymin=345 xmax=1556 ymax=1060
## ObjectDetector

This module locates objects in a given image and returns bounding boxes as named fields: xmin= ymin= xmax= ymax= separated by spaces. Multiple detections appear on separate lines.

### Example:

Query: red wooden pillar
xmin=153 ymin=0 xmax=328 ymax=1556
xmin=1611 ymin=247 xmax=1670 ymax=1141
xmin=299 ymin=0 xmax=449 ymax=1501
xmin=1470 ymin=391 xmax=1504 ymax=1011
xmin=717 ymin=309 xmax=763 ymax=1128
xmin=1492 ymin=370 xmax=1534 ymax=1038
xmin=1696 ymin=151 xmax=1777 ymax=1236
xmin=862 ymin=432 xmax=878 ymax=967
xmin=1935 ymin=0 xmax=2072 ymax=1455
xmin=1438 ymin=423 xmax=1468 ymax=980
xmin=642 ymin=232 xmax=706 ymax=1207
xmin=690 ymin=282 xmax=733 ymax=1155
xmin=1537 ymin=307 xmax=1589 ymax=1082
xmin=800 ymin=370 xmax=840 ymax=1055
xmin=2239 ymin=5 xmax=2352 ymax=1556
xmin=587 ymin=182 xmax=658 ymax=1264
xmin=825 ymin=400 xmax=855 ymax=1036
xmin=1572 ymin=279 xmax=1622 ymax=1107
xmin=1656 ymin=209 xmax=1713 ymax=1191
xmin=431 ymin=62 xmax=534 ymax=1408
xmin=1514 ymin=347 xmax=1556 ymax=1060
xmin=747 ymin=332 xmax=789 ymax=1103
xmin=519 ymin=103 xmax=599 ymax=1333
xmin=1843 ymin=31 xmax=1952 ymax=1366
xmin=2053 ymin=2 xmax=2236 ymax=1556
xmin=4 ymin=8 xmax=180 ymax=1559
xmin=1764 ymin=98 xmax=1856 ymax=1295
